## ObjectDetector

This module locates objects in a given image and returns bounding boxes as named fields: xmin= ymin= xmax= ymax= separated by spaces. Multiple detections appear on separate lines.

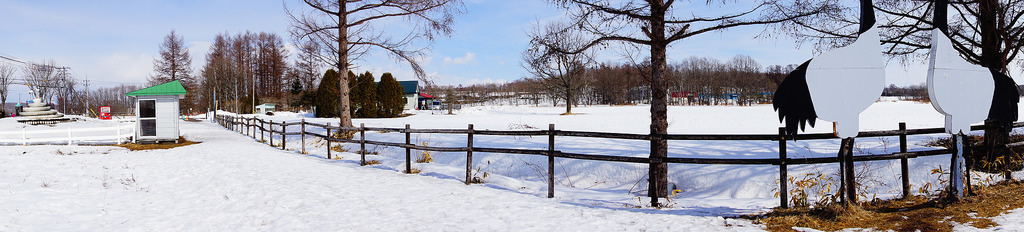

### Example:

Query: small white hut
xmin=126 ymin=80 xmax=187 ymax=143
xmin=255 ymin=103 xmax=275 ymax=114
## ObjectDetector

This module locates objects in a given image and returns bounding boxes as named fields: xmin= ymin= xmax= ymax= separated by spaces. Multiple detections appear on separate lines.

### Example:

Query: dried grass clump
xmin=749 ymin=181 xmax=1024 ymax=231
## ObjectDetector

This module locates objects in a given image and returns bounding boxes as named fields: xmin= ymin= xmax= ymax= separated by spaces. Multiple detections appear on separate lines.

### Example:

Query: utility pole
xmin=252 ymin=71 xmax=256 ymax=114
xmin=213 ymin=69 xmax=218 ymax=118
xmin=234 ymin=77 xmax=239 ymax=114
xmin=56 ymin=67 xmax=69 ymax=113
xmin=83 ymin=76 xmax=90 ymax=116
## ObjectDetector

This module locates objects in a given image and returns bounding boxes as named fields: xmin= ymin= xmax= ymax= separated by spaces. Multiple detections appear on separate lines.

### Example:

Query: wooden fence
xmin=213 ymin=114 xmax=1024 ymax=208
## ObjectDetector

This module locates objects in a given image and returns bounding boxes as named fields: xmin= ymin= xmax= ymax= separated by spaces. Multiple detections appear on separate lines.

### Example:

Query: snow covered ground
xmin=0 ymin=120 xmax=761 ymax=231
xmin=2 ymin=99 xmax=1024 ymax=230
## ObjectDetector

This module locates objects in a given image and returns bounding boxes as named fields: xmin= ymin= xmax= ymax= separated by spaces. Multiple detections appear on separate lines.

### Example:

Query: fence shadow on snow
xmin=213 ymin=114 xmax=1024 ymax=208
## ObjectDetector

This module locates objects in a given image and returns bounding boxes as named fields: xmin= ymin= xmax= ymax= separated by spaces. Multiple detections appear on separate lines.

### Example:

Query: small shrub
xmin=775 ymin=172 xmax=840 ymax=208
xmin=333 ymin=130 xmax=356 ymax=140
xmin=357 ymin=150 xmax=378 ymax=155
xmin=416 ymin=142 xmax=433 ymax=163
xmin=407 ymin=168 xmax=422 ymax=174
xmin=330 ymin=145 xmax=348 ymax=152
xmin=469 ymin=161 xmax=491 ymax=184
xmin=363 ymin=160 xmax=381 ymax=165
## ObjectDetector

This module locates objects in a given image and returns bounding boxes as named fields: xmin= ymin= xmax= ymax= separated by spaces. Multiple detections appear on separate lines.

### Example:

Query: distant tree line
xmin=881 ymin=84 xmax=928 ymax=101
xmin=428 ymin=55 xmax=783 ymax=111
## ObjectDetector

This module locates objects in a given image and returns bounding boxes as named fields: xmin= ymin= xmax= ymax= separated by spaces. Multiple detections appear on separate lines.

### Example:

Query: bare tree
xmin=152 ymin=30 xmax=198 ymax=113
xmin=524 ymin=21 xmax=594 ymax=114
xmin=23 ymin=60 xmax=59 ymax=102
xmin=151 ymin=30 xmax=194 ymax=85
xmin=0 ymin=63 xmax=15 ymax=115
xmin=294 ymin=39 xmax=323 ymax=91
xmin=287 ymin=0 xmax=465 ymax=127
xmin=545 ymin=0 xmax=829 ymax=205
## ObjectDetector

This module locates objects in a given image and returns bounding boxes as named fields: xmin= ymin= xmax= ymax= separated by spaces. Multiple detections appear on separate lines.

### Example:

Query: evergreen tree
xmin=290 ymin=76 xmax=303 ymax=95
xmin=315 ymin=69 xmax=340 ymax=118
xmin=346 ymin=71 xmax=359 ymax=116
xmin=354 ymin=71 xmax=378 ymax=118
xmin=377 ymin=73 xmax=405 ymax=118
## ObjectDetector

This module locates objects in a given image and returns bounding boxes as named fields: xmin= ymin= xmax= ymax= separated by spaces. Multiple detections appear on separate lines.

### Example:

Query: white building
xmin=126 ymin=80 xmax=187 ymax=143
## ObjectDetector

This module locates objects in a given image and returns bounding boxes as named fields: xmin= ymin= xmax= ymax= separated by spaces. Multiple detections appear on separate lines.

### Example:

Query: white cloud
xmin=95 ymin=53 xmax=153 ymax=84
xmin=442 ymin=52 xmax=476 ymax=65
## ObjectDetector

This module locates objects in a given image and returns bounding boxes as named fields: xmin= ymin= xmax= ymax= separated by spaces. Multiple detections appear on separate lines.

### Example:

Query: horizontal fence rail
xmin=214 ymin=113 xmax=1024 ymax=208
xmin=0 ymin=124 xmax=134 ymax=145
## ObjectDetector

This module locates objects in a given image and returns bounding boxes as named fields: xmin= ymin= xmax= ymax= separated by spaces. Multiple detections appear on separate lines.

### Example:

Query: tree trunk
xmin=565 ymin=89 xmax=572 ymax=114
xmin=648 ymin=1 xmax=669 ymax=206
xmin=337 ymin=0 xmax=353 ymax=128
xmin=979 ymin=0 xmax=1009 ymax=163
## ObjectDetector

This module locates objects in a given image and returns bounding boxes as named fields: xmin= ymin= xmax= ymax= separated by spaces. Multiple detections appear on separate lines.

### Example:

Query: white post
xmin=22 ymin=128 xmax=26 ymax=146
xmin=116 ymin=125 xmax=122 ymax=145
xmin=67 ymin=127 xmax=72 ymax=145
xmin=950 ymin=134 xmax=966 ymax=199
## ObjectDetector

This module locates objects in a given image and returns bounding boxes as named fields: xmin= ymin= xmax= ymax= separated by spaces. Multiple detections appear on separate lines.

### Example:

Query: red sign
xmin=99 ymin=106 xmax=112 ymax=120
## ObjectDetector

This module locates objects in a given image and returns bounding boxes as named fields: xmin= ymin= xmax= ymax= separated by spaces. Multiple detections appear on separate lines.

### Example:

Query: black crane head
xmin=858 ymin=0 xmax=876 ymax=34
xmin=934 ymin=0 xmax=949 ymax=34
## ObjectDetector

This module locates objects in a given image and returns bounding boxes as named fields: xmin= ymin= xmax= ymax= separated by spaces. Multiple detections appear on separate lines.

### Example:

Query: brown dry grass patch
xmin=748 ymin=181 xmax=1024 ymax=231
xmin=115 ymin=137 xmax=200 ymax=151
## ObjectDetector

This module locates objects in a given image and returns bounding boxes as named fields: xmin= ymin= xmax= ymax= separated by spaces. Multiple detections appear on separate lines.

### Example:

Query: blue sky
xmin=1 ymin=0 xmax=1011 ymax=102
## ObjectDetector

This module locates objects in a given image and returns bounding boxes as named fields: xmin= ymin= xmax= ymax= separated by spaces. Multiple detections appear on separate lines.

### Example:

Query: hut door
xmin=139 ymin=100 xmax=156 ymax=136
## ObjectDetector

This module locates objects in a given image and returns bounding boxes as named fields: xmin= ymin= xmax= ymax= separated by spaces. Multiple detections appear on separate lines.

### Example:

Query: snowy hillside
xmin=3 ymin=99 xmax=1024 ymax=230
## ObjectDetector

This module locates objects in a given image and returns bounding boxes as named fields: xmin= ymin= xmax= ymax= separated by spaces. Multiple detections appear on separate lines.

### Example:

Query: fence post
xmin=843 ymin=138 xmax=857 ymax=204
xmin=466 ymin=124 xmax=474 ymax=185
xmin=22 ymin=128 xmax=26 ymax=145
xmin=405 ymin=124 xmax=412 ymax=174
xmin=778 ymin=127 xmax=788 ymax=208
xmin=282 ymin=121 xmax=287 ymax=150
xmin=67 ymin=127 xmax=72 ymax=145
xmin=117 ymin=125 xmax=122 ymax=145
xmin=360 ymin=123 xmax=366 ymax=166
xmin=261 ymin=120 xmax=265 ymax=143
xmin=327 ymin=123 xmax=332 ymax=159
xmin=548 ymin=124 xmax=555 ymax=198
xmin=270 ymin=120 xmax=274 ymax=146
xmin=899 ymin=122 xmax=910 ymax=199
xmin=301 ymin=119 xmax=306 ymax=154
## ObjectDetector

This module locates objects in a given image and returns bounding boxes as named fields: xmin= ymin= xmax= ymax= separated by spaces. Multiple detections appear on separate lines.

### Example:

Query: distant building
xmin=255 ymin=103 xmax=276 ymax=115
xmin=417 ymin=92 xmax=437 ymax=110
xmin=126 ymin=80 xmax=187 ymax=143
xmin=398 ymin=81 xmax=418 ymax=111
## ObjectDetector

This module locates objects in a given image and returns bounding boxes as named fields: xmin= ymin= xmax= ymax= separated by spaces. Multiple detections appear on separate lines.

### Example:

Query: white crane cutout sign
xmin=927 ymin=0 xmax=1020 ymax=200
xmin=774 ymin=0 xmax=884 ymax=139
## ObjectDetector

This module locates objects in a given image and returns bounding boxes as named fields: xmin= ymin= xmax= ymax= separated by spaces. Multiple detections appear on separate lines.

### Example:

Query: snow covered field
xmin=3 ymin=99 xmax=1024 ymax=230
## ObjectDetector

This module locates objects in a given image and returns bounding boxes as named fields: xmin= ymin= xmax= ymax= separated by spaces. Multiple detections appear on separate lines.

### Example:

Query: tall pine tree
xmin=315 ymin=69 xmax=340 ymax=118
xmin=377 ymin=73 xmax=405 ymax=118
xmin=353 ymin=71 xmax=378 ymax=118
